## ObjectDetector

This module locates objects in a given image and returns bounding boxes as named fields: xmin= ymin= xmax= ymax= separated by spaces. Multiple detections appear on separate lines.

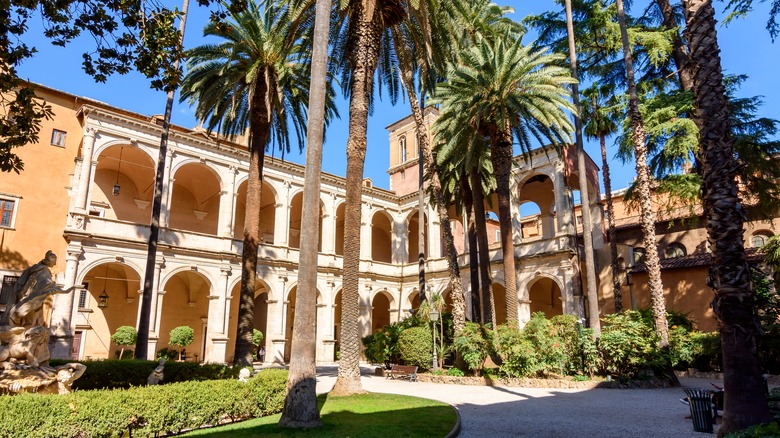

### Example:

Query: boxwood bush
xmin=48 ymin=359 xmax=241 ymax=390
xmin=0 ymin=369 xmax=287 ymax=437
xmin=398 ymin=326 xmax=433 ymax=370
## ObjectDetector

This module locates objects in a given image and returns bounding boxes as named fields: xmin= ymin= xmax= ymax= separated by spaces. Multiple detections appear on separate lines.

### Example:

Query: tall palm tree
xmin=564 ymin=0 xmax=601 ymax=336
xmin=581 ymin=83 xmax=622 ymax=312
xmin=180 ymin=0 xmax=323 ymax=366
xmin=613 ymin=0 xmax=670 ymax=347
xmin=681 ymin=0 xmax=773 ymax=432
xmin=279 ymin=0 xmax=331 ymax=428
xmin=432 ymin=34 xmax=575 ymax=324
xmin=330 ymin=0 xmax=406 ymax=396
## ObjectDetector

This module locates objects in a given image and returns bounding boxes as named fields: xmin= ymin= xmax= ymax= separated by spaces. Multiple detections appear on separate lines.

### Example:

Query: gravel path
xmin=313 ymin=366 xmax=721 ymax=437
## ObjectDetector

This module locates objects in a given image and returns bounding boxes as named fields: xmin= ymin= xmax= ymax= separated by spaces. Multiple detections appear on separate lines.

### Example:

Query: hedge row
xmin=0 ymin=369 xmax=287 ymax=438
xmin=48 ymin=359 xmax=241 ymax=390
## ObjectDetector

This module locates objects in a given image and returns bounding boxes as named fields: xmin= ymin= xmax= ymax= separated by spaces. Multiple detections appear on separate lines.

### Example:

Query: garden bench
xmin=386 ymin=365 xmax=418 ymax=382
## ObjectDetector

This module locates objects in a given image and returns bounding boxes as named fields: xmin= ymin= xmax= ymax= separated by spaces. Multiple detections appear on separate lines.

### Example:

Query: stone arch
xmin=225 ymin=278 xmax=272 ymax=362
xmin=370 ymin=289 xmax=394 ymax=332
xmin=92 ymin=144 xmax=156 ymax=223
xmin=518 ymin=173 xmax=556 ymax=239
xmin=170 ymin=158 xmax=224 ymax=188
xmin=169 ymin=162 xmax=223 ymax=235
xmin=406 ymin=210 xmax=428 ymax=263
xmin=233 ymin=179 xmax=277 ymax=243
xmin=77 ymin=257 xmax=144 ymax=287
xmin=283 ymin=284 xmax=323 ymax=362
xmin=78 ymin=261 xmax=142 ymax=360
xmin=288 ymin=192 xmax=323 ymax=251
xmin=370 ymin=210 xmax=393 ymax=263
xmin=159 ymin=269 xmax=212 ymax=362
xmin=526 ymin=274 xmax=564 ymax=318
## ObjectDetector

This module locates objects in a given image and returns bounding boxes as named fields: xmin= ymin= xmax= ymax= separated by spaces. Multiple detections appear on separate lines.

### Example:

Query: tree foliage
xmin=169 ymin=326 xmax=194 ymax=348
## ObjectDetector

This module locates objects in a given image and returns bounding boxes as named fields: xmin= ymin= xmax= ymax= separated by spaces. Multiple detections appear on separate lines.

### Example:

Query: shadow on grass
xmin=184 ymin=392 xmax=456 ymax=438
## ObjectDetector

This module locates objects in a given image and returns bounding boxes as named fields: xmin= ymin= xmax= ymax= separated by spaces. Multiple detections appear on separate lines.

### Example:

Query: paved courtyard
xmin=314 ymin=366 xmax=723 ymax=437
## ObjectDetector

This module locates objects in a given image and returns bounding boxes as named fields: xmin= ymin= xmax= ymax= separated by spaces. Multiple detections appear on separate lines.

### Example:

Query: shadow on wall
xmin=0 ymin=247 xmax=29 ymax=271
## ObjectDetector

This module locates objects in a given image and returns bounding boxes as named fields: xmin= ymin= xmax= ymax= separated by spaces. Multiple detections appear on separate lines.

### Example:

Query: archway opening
xmin=226 ymin=280 xmax=270 ymax=363
xmin=492 ymin=282 xmax=507 ymax=326
xmin=284 ymin=286 xmax=322 ymax=362
xmin=233 ymin=181 xmax=276 ymax=243
xmin=519 ymin=174 xmax=555 ymax=239
xmin=93 ymin=146 xmax=155 ymax=223
xmin=169 ymin=163 xmax=221 ymax=235
xmin=371 ymin=212 xmax=393 ymax=263
xmin=528 ymin=277 xmax=563 ymax=317
xmin=288 ymin=193 xmax=323 ymax=251
xmin=407 ymin=211 xmax=428 ymax=263
xmin=335 ymin=204 xmax=345 ymax=256
xmin=79 ymin=262 xmax=141 ymax=360
xmin=160 ymin=270 xmax=210 ymax=362
xmin=371 ymin=292 xmax=392 ymax=332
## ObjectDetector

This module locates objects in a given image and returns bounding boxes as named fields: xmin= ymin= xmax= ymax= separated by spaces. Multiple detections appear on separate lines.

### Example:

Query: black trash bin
xmin=685 ymin=388 xmax=714 ymax=433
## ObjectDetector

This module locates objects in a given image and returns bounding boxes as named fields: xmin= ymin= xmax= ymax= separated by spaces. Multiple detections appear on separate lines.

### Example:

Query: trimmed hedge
xmin=0 ymin=369 xmax=287 ymax=437
xmin=48 ymin=359 xmax=242 ymax=390
xmin=398 ymin=326 xmax=433 ymax=370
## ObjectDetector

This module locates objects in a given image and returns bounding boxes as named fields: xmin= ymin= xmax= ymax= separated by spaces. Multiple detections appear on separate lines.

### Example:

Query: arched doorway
xmin=233 ymin=181 xmax=276 ymax=243
xmin=528 ymin=276 xmax=563 ymax=317
xmin=407 ymin=211 xmax=428 ymax=263
xmin=93 ymin=145 xmax=155 ymax=223
xmin=284 ymin=285 xmax=322 ymax=362
xmin=79 ymin=262 xmax=141 ymax=360
xmin=371 ymin=211 xmax=393 ymax=263
xmin=371 ymin=291 xmax=392 ymax=332
xmin=226 ymin=280 xmax=270 ymax=363
xmin=288 ymin=193 xmax=323 ymax=251
xmin=159 ymin=270 xmax=211 ymax=362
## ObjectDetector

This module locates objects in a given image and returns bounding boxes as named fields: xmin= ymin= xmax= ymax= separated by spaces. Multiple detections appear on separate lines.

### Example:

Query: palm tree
xmin=329 ymin=0 xmax=406 ymax=396
xmin=564 ymin=0 xmax=601 ymax=336
xmin=279 ymin=0 xmax=332 ymax=428
xmin=681 ymin=0 xmax=773 ymax=432
xmin=581 ymin=83 xmax=622 ymax=312
xmin=180 ymin=0 xmax=322 ymax=366
xmin=613 ymin=0 xmax=670 ymax=347
xmin=432 ymin=34 xmax=575 ymax=324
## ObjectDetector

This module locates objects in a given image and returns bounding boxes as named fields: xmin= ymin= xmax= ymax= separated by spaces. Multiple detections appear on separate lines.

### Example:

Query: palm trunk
xmin=462 ymin=175 xmax=481 ymax=322
xmin=615 ymin=0 xmax=669 ymax=346
xmin=391 ymin=27 xmax=466 ymax=334
xmin=472 ymin=167 xmax=495 ymax=325
xmin=331 ymin=4 xmax=383 ymax=397
xmin=681 ymin=0 xmax=773 ymax=433
xmin=279 ymin=0 xmax=330 ymax=427
xmin=655 ymin=0 xmax=694 ymax=91
xmin=489 ymin=124 xmax=518 ymax=323
xmin=565 ymin=0 xmax=601 ymax=335
xmin=600 ymin=132 xmax=622 ymax=312
xmin=234 ymin=80 xmax=271 ymax=366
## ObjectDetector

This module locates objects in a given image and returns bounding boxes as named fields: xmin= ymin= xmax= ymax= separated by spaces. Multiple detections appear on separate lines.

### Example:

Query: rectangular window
xmin=51 ymin=129 xmax=67 ymax=147
xmin=78 ymin=282 xmax=90 ymax=310
xmin=1 ymin=198 xmax=16 ymax=228
xmin=0 ymin=275 xmax=20 ymax=305
xmin=495 ymin=230 xmax=501 ymax=243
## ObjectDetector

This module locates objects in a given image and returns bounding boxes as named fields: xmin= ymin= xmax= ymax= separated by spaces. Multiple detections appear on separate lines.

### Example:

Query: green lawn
xmin=182 ymin=392 xmax=457 ymax=438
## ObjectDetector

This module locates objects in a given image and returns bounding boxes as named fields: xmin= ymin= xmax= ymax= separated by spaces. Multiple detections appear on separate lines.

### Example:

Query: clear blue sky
xmin=16 ymin=0 xmax=779 ymax=193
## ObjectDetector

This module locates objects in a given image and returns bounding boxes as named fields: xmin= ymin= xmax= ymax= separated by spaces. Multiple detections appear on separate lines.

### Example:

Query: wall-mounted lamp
xmin=113 ymin=147 xmax=124 ymax=197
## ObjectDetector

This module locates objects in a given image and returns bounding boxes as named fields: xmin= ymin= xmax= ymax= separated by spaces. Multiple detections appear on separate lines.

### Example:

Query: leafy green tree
xmin=169 ymin=326 xmax=194 ymax=357
xmin=432 ymin=33 xmax=574 ymax=324
xmin=111 ymin=326 xmax=138 ymax=360
xmin=180 ymin=0 xmax=333 ymax=367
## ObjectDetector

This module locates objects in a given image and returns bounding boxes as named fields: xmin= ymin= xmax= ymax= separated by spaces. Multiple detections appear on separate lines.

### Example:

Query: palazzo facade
xmin=0 ymin=84 xmax=602 ymax=364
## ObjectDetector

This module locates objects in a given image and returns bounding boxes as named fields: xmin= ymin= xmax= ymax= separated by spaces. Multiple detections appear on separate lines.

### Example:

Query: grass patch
xmin=183 ymin=392 xmax=456 ymax=437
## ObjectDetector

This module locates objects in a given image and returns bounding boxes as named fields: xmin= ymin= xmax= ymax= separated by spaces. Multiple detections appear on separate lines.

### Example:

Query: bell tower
xmin=385 ymin=107 xmax=438 ymax=196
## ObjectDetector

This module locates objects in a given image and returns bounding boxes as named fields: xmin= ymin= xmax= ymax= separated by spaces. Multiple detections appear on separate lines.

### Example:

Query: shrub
xmin=754 ymin=268 xmax=780 ymax=374
xmin=157 ymin=347 xmax=179 ymax=361
xmin=0 ymin=369 xmax=288 ymax=437
xmin=446 ymin=367 xmax=465 ymax=377
xmin=110 ymin=326 xmax=137 ymax=360
xmin=598 ymin=311 xmax=660 ymax=378
xmin=454 ymin=322 xmax=493 ymax=375
xmin=48 ymin=359 xmax=242 ymax=390
xmin=494 ymin=321 xmax=543 ymax=378
xmin=398 ymin=326 xmax=433 ymax=370
xmin=362 ymin=322 xmax=405 ymax=367
xmin=252 ymin=329 xmax=264 ymax=348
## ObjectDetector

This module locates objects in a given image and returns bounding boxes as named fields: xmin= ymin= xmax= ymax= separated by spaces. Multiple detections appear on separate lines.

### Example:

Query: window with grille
xmin=664 ymin=243 xmax=687 ymax=259
xmin=632 ymin=247 xmax=646 ymax=265
xmin=1 ymin=198 xmax=16 ymax=228
xmin=0 ymin=276 xmax=19 ymax=305
xmin=752 ymin=232 xmax=773 ymax=248
xmin=51 ymin=129 xmax=67 ymax=147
